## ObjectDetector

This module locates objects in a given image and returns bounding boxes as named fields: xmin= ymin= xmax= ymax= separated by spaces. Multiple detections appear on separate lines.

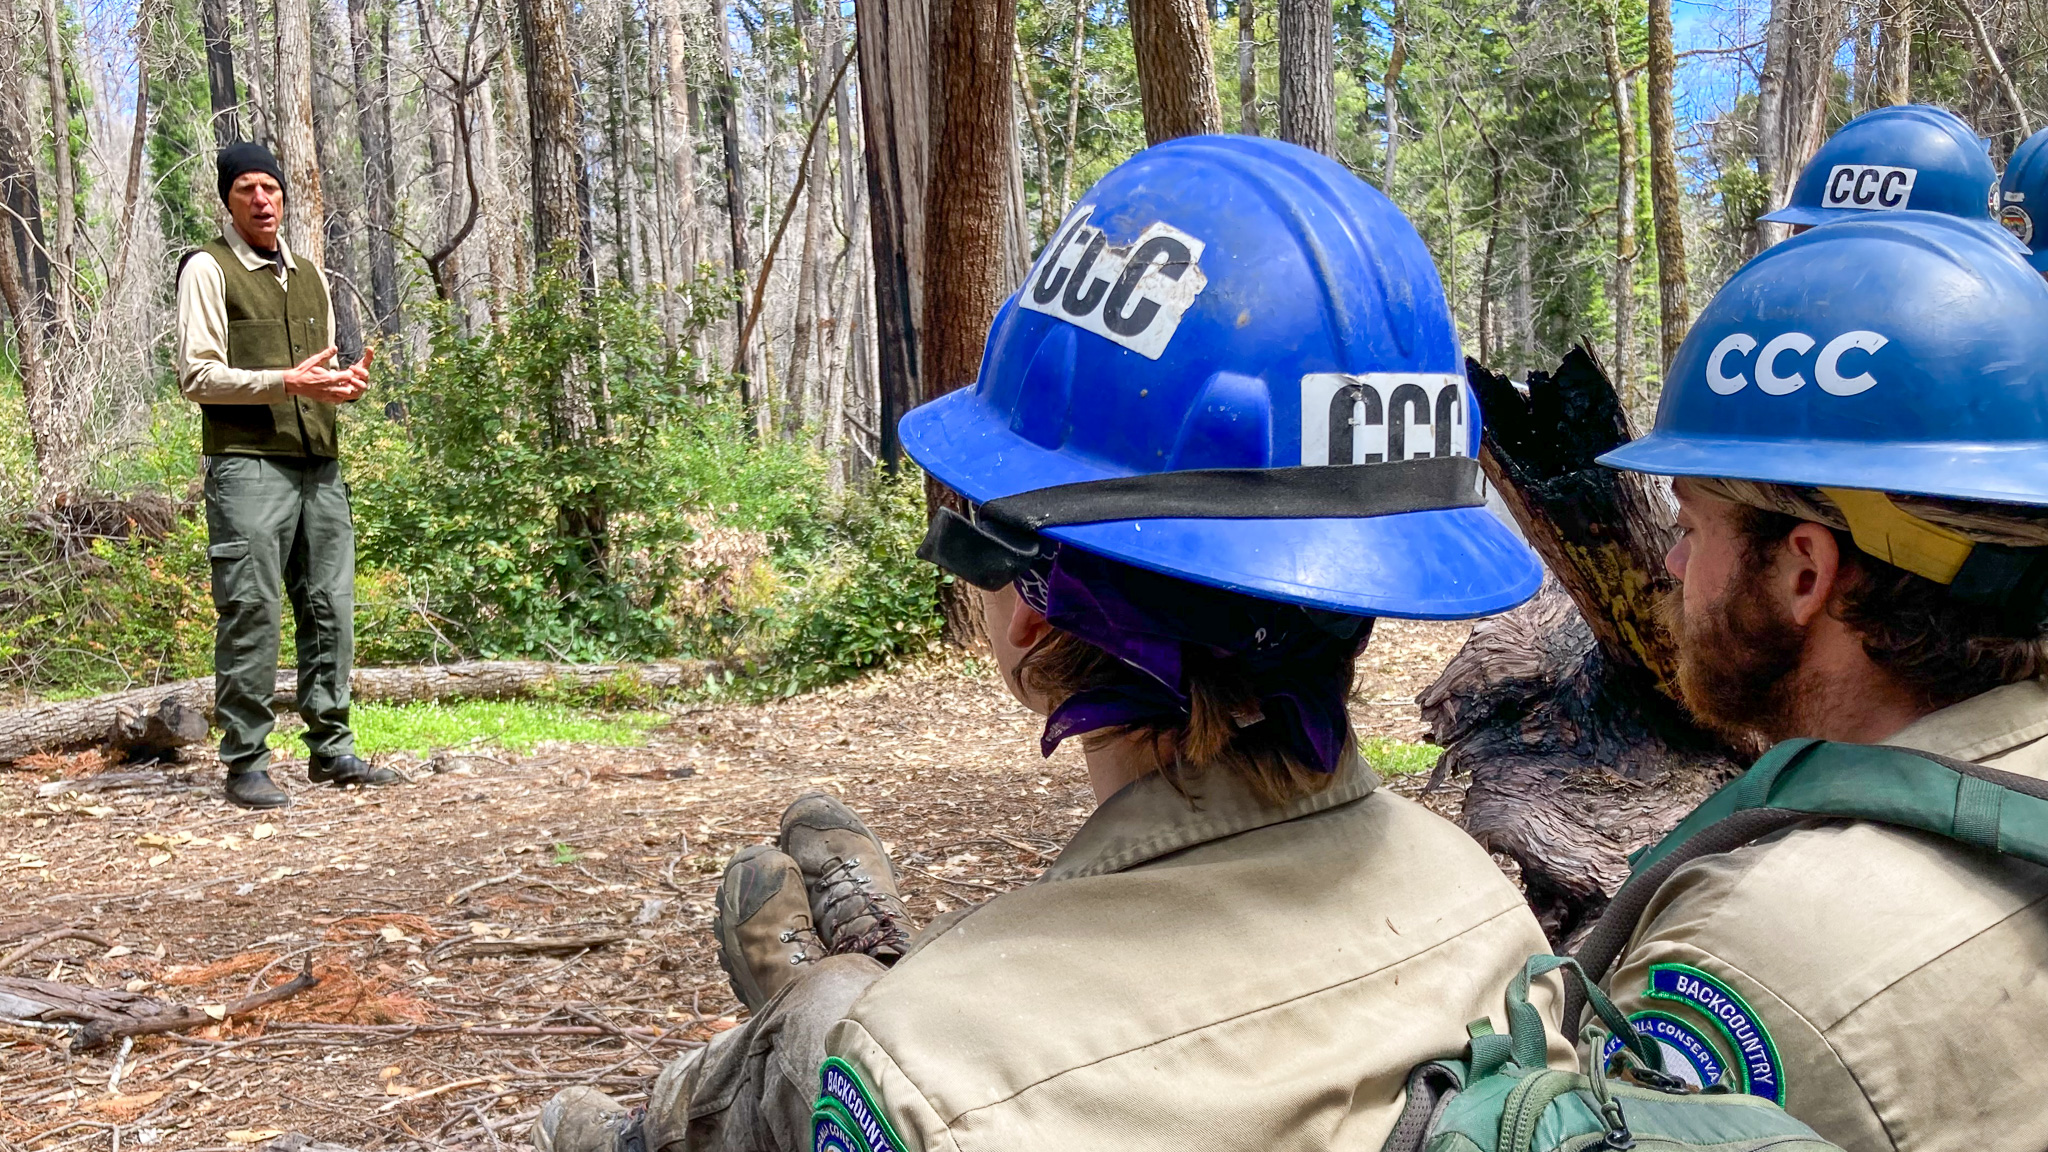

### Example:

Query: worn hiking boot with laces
xmin=778 ymin=792 xmax=913 ymax=964
xmin=531 ymin=1086 xmax=644 ymax=1152
xmin=712 ymin=845 xmax=826 ymax=1011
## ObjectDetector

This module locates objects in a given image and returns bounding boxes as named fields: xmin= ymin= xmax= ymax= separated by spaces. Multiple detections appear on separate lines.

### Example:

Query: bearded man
xmin=1585 ymin=210 xmax=2048 ymax=1151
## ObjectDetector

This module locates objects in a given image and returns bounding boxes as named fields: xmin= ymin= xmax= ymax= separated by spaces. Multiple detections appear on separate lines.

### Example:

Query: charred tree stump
xmin=1421 ymin=344 xmax=1746 ymax=945
xmin=107 ymin=697 xmax=210 ymax=763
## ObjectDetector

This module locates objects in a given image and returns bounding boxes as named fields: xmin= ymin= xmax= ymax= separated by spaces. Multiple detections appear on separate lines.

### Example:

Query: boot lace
xmin=815 ymin=856 xmax=913 ymax=960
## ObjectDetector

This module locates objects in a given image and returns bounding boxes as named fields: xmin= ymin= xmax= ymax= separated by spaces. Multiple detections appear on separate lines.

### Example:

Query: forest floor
xmin=0 ymin=620 xmax=1473 ymax=1152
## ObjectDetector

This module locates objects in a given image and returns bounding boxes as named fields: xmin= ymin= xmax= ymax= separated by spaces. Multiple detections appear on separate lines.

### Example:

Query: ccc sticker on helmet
xmin=1021 ymin=206 xmax=1209 ymax=360
xmin=1821 ymin=163 xmax=1918 ymax=211
xmin=1299 ymin=373 xmax=1469 ymax=466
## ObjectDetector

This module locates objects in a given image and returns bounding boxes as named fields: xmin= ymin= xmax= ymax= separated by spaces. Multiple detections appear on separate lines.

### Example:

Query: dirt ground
xmin=0 ymin=620 xmax=1472 ymax=1152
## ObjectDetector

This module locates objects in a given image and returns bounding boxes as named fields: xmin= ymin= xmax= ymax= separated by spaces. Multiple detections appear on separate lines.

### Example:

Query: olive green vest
xmin=184 ymin=236 xmax=337 ymax=458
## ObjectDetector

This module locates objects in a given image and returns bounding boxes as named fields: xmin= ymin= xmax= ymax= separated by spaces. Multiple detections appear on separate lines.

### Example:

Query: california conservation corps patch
xmin=1601 ymin=1011 xmax=1729 ymax=1090
xmin=814 ymin=1057 xmax=907 ymax=1152
xmin=1644 ymin=963 xmax=1785 ymax=1104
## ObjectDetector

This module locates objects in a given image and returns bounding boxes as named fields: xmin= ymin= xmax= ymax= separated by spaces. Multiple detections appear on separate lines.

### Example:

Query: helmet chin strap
xmin=917 ymin=455 xmax=1488 ymax=591
xmin=1821 ymin=487 xmax=2048 ymax=620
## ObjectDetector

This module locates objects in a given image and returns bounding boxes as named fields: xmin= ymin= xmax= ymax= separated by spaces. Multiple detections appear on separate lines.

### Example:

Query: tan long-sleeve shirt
xmin=175 ymin=229 xmax=335 ymax=405
xmin=1604 ymin=678 xmax=2048 ymax=1151
xmin=819 ymin=747 xmax=1567 ymax=1152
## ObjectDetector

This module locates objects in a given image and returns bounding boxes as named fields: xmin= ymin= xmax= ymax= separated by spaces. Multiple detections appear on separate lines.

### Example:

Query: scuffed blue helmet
xmin=899 ymin=135 xmax=1541 ymax=620
xmin=1763 ymin=105 xmax=2002 ymax=229
xmin=1599 ymin=211 xmax=2048 ymax=505
xmin=1998 ymin=126 xmax=2048 ymax=274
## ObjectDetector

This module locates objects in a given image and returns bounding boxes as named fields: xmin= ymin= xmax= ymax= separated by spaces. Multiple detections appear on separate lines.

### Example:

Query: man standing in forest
xmin=174 ymin=142 xmax=399 ymax=810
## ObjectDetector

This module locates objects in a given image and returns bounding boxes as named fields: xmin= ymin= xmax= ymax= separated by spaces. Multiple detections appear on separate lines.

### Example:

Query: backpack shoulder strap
xmin=1565 ymin=738 xmax=2048 ymax=1030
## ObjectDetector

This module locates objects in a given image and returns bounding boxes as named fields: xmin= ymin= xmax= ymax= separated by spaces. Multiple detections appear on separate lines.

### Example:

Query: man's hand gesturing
xmin=282 ymin=345 xmax=371 ymax=403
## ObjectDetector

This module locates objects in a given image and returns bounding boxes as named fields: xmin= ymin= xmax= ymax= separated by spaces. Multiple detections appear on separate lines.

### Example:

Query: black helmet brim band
xmin=918 ymin=455 xmax=1487 ymax=591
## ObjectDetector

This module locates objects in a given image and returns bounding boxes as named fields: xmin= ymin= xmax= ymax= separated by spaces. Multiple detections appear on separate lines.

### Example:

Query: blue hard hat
xmin=1998 ymin=127 xmax=2048 ymax=273
xmin=899 ymin=134 xmax=1542 ymax=620
xmin=1598 ymin=210 xmax=2048 ymax=505
xmin=1762 ymin=105 xmax=2002 ymax=228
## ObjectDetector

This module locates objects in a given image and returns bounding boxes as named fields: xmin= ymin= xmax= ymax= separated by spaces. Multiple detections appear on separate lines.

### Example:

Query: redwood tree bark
xmin=1129 ymin=0 xmax=1222 ymax=144
xmin=1276 ymin=0 xmax=1334 ymax=155
xmin=272 ymin=0 xmax=326 ymax=270
xmin=924 ymin=0 xmax=1017 ymax=646
xmin=854 ymin=0 xmax=928 ymax=470
xmin=1646 ymin=0 xmax=1688 ymax=371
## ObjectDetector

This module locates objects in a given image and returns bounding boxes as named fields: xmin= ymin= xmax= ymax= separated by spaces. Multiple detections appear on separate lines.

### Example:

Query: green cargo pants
xmin=203 ymin=454 xmax=356 ymax=772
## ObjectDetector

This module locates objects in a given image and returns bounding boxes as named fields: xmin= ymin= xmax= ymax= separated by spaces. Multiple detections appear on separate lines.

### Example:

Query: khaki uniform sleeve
xmin=1598 ymin=854 xmax=1893 ymax=1151
xmin=820 ymin=1020 xmax=958 ymax=1152
xmin=176 ymin=252 xmax=288 ymax=405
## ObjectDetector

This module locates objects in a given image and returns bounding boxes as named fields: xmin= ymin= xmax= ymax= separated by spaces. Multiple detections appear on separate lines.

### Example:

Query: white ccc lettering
xmin=1705 ymin=330 xmax=1888 ymax=397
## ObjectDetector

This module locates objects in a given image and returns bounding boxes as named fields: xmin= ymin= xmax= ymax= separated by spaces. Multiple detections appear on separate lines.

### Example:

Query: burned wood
xmin=1423 ymin=346 xmax=1744 ymax=944
xmin=107 ymin=698 xmax=209 ymax=763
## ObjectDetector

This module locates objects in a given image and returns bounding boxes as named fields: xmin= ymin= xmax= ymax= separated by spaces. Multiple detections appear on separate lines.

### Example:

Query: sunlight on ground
xmin=1361 ymin=736 xmax=1441 ymax=777
xmin=268 ymin=698 xmax=668 ymax=756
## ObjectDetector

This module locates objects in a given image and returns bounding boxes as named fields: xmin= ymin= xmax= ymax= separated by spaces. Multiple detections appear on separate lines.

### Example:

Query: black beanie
xmin=216 ymin=142 xmax=287 ymax=204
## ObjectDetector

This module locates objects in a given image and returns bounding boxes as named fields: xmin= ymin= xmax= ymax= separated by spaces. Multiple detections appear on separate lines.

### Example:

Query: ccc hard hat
xmin=899 ymin=134 xmax=1542 ymax=619
xmin=1998 ymin=126 xmax=2048 ymax=274
xmin=1762 ymin=105 xmax=2001 ymax=229
xmin=1598 ymin=211 xmax=2048 ymax=505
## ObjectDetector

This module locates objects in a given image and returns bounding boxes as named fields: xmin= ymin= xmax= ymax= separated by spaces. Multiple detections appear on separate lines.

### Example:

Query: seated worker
xmin=1997 ymin=125 xmax=2048 ymax=277
xmin=533 ymin=134 xmax=1564 ymax=1152
xmin=1760 ymin=104 xmax=2011 ymax=240
xmin=1588 ymin=211 xmax=2048 ymax=1149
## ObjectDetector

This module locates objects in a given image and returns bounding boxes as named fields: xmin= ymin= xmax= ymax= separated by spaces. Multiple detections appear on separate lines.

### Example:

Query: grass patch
xmin=1361 ymin=737 xmax=1442 ymax=778
xmin=269 ymin=699 xmax=668 ymax=757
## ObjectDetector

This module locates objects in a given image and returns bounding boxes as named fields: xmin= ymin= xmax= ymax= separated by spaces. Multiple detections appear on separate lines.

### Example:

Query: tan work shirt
xmin=1605 ymin=678 xmax=2048 ymax=1151
xmin=821 ymin=748 xmax=1565 ymax=1152
xmin=175 ymin=230 xmax=335 ymax=405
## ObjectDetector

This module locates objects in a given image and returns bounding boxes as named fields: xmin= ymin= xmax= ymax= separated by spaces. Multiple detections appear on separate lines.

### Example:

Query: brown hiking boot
xmin=532 ymin=1086 xmax=641 ymax=1152
xmin=778 ymin=792 xmax=913 ymax=964
xmin=711 ymin=845 xmax=825 ymax=1011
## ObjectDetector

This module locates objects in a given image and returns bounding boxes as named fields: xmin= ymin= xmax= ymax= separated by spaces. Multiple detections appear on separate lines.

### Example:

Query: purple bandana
xmin=1016 ymin=546 xmax=1369 ymax=771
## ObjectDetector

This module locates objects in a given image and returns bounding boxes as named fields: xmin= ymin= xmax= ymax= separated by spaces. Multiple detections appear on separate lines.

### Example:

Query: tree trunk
xmin=1425 ymin=346 xmax=1745 ymax=944
xmin=1957 ymin=3 xmax=2030 ymax=137
xmin=924 ymin=0 xmax=1015 ymax=646
xmin=786 ymin=0 xmax=824 ymax=437
xmin=36 ymin=0 xmax=74 ymax=324
xmin=1129 ymin=0 xmax=1222 ymax=145
xmin=1598 ymin=0 xmax=1636 ymax=399
xmin=1748 ymin=0 xmax=1790 ymax=255
xmin=1873 ymin=0 xmax=1909 ymax=106
xmin=520 ymin=0 xmax=591 ymax=280
xmin=199 ymin=0 xmax=241 ymax=144
xmin=657 ymin=0 xmax=699 ymax=277
xmin=1382 ymin=0 xmax=1404 ymax=189
xmin=311 ymin=7 xmax=363 ymax=360
xmin=272 ymin=0 xmax=325 ymax=270
xmin=713 ymin=0 xmax=754 ymax=399
xmin=239 ymin=0 xmax=272 ymax=146
xmin=348 ymin=0 xmax=399 ymax=336
xmin=0 ymin=662 xmax=720 ymax=763
xmin=855 ymin=0 xmax=927 ymax=472
xmin=1276 ymin=0 xmax=1334 ymax=156
xmin=1646 ymin=0 xmax=1688 ymax=373
xmin=1015 ymin=41 xmax=1054 ymax=244
xmin=112 ymin=2 xmax=149 ymax=296
xmin=1237 ymin=0 xmax=1257 ymax=134
xmin=0 ymin=3 xmax=49 ymax=317
xmin=1055 ymin=0 xmax=1082 ymax=220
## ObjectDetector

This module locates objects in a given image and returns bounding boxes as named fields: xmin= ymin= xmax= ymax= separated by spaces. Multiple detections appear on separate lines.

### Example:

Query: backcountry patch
xmin=814 ymin=1056 xmax=907 ymax=1152
xmin=1600 ymin=1011 xmax=1730 ymax=1091
xmin=1644 ymin=963 xmax=1785 ymax=1104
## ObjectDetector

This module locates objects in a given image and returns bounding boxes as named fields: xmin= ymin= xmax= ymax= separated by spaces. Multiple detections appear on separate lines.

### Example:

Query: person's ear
xmin=1777 ymin=521 xmax=1843 ymax=627
xmin=1006 ymin=590 xmax=1054 ymax=653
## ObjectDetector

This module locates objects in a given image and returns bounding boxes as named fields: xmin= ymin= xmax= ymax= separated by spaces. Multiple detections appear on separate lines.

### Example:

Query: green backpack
xmin=1378 ymin=953 xmax=1837 ymax=1152
xmin=1386 ymin=738 xmax=2048 ymax=1152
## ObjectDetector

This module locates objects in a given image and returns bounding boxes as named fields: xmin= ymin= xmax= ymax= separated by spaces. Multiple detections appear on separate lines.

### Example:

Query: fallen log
xmin=0 ymin=660 xmax=719 ymax=764
xmin=1422 ymin=345 xmax=1745 ymax=945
